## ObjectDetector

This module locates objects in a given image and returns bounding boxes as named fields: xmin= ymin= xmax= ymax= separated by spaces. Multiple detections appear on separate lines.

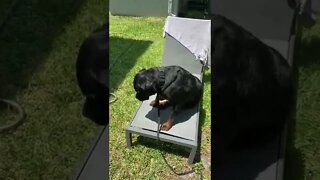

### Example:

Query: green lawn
xmin=109 ymin=16 xmax=211 ymax=179
xmin=0 ymin=0 xmax=107 ymax=179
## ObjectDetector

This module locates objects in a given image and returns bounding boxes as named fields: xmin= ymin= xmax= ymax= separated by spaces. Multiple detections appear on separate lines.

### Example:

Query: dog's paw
xmin=160 ymin=122 xmax=173 ymax=131
xmin=149 ymin=100 xmax=158 ymax=107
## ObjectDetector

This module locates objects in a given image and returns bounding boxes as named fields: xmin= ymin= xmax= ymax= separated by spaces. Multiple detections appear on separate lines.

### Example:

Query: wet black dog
xmin=133 ymin=66 xmax=203 ymax=131
xmin=211 ymin=14 xmax=294 ymax=164
xmin=76 ymin=24 xmax=108 ymax=125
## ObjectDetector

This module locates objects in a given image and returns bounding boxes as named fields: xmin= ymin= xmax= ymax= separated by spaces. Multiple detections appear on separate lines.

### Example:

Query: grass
xmin=284 ymin=18 xmax=320 ymax=180
xmin=109 ymin=16 xmax=211 ymax=179
xmin=0 ymin=0 xmax=108 ymax=179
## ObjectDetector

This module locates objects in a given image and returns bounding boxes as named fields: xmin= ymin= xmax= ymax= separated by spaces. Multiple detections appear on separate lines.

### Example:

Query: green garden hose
xmin=0 ymin=99 xmax=26 ymax=133
xmin=109 ymin=93 xmax=117 ymax=104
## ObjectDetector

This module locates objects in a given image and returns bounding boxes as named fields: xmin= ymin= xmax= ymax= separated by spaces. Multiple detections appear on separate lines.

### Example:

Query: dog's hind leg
xmin=160 ymin=105 xmax=181 ymax=131
xmin=160 ymin=114 xmax=175 ymax=131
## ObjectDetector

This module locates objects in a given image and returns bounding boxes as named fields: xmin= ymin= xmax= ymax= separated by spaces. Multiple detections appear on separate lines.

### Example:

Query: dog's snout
xmin=135 ymin=93 xmax=141 ymax=100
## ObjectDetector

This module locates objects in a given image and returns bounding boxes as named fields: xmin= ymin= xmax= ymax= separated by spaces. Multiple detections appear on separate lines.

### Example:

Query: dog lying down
xmin=76 ymin=24 xmax=108 ymax=125
xmin=133 ymin=66 xmax=203 ymax=131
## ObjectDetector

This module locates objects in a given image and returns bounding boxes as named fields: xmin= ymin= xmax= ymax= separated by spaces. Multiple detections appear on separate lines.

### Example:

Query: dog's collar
xmin=157 ymin=67 xmax=165 ymax=92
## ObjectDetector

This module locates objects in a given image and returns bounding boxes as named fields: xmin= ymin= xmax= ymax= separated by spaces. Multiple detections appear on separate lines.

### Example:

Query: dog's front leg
xmin=159 ymin=99 xmax=170 ymax=109
xmin=150 ymin=94 xmax=160 ymax=107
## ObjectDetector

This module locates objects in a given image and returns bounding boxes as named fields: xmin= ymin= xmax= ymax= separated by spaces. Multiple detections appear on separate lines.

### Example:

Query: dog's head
xmin=133 ymin=68 xmax=157 ymax=101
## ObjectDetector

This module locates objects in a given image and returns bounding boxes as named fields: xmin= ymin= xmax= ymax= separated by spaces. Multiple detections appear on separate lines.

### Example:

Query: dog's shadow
xmin=145 ymin=105 xmax=198 ymax=126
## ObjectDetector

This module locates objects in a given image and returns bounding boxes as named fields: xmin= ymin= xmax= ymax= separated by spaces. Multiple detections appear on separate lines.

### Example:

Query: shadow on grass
xmin=109 ymin=36 xmax=153 ymax=91
xmin=195 ymin=69 xmax=211 ymax=163
xmin=0 ymin=1 xmax=108 ymax=179
xmin=0 ymin=0 xmax=86 ymax=100
xmin=296 ymin=35 xmax=320 ymax=68
xmin=284 ymin=60 xmax=305 ymax=180
xmin=284 ymin=33 xmax=320 ymax=180
xmin=284 ymin=116 xmax=305 ymax=180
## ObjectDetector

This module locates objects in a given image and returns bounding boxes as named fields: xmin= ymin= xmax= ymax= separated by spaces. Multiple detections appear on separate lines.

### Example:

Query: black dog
xmin=211 ymin=14 xmax=294 ymax=163
xmin=133 ymin=66 xmax=203 ymax=131
xmin=76 ymin=24 xmax=108 ymax=125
